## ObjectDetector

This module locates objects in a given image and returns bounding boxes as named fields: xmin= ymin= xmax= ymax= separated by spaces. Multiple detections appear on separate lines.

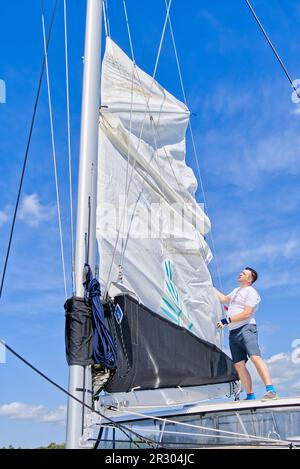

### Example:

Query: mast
xmin=66 ymin=0 xmax=103 ymax=449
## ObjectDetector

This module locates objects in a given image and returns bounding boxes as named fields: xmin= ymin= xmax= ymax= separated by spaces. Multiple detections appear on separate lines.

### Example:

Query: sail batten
xmin=97 ymin=38 xmax=222 ymax=348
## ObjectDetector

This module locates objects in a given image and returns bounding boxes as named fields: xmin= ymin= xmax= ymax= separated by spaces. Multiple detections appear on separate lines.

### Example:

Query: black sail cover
xmin=105 ymin=294 xmax=237 ymax=393
xmin=65 ymin=293 xmax=237 ymax=392
xmin=65 ymin=297 xmax=94 ymax=366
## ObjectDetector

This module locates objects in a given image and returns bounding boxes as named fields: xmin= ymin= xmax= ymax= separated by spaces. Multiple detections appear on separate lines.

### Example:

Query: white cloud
xmin=223 ymin=238 xmax=300 ymax=270
xmin=0 ymin=205 xmax=11 ymax=227
xmin=291 ymin=380 xmax=300 ymax=390
xmin=291 ymin=106 xmax=300 ymax=115
xmin=18 ymin=194 xmax=55 ymax=227
xmin=195 ymin=81 xmax=300 ymax=190
xmin=0 ymin=402 xmax=66 ymax=425
xmin=259 ymin=322 xmax=279 ymax=335
xmin=267 ymin=352 xmax=287 ymax=364
xmin=246 ymin=349 xmax=300 ymax=396
xmin=0 ymin=210 xmax=9 ymax=227
xmin=214 ymin=232 xmax=300 ymax=290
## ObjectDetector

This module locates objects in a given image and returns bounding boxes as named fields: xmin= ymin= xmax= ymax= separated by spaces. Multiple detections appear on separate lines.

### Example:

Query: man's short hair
xmin=245 ymin=267 xmax=258 ymax=284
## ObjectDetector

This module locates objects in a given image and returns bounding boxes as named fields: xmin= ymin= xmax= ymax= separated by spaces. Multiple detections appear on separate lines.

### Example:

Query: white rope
xmin=63 ymin=0 xmax=75 ymax=295
xmin=165 ymin=0 xmax=223 ymax=292
xmin=42 ymin=14 xmax=68 ymax=300
xmin=107 ymin=405 xmax=292 ymax=446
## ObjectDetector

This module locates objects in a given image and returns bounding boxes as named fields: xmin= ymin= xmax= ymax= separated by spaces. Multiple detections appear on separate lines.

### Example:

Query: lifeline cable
xmin=0 ymin=0 xmax=58 ymax=300
xmin=0 ymin=339 xmax=163 ymax=449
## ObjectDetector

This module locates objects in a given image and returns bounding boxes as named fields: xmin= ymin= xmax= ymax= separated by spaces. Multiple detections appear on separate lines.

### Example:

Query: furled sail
xmin=97 ymin=38 xmax=222 ymax=349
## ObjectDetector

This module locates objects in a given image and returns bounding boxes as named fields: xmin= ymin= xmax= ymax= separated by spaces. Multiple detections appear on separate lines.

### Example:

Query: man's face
xmin=238 ymin=269 xmax=252 ymax=284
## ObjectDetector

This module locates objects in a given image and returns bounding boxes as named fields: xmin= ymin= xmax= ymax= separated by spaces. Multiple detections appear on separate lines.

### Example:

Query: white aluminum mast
xmin=66 ymin=0 xmax=103 ymax=449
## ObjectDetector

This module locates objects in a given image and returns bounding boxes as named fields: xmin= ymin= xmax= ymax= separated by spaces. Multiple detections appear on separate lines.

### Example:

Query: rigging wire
xmin=119 ymin=1 xmax=180 ymax=270
xmin=152 ymin=0 xmax=172 ymax=81
xmin=244 ymin=0 xmax=300 ymax=100
xmin=42 ymin=12 xmax=68 ymax=300
xmin=164 ymin=0 xmax=224 ymax=292
xmin=104 ymin=0 xmax=111 ymax=38
xmin=101 ymin=424 xmax=288 ymax=445
xmin=63 ymin=0 xmax=75 ymax=295
xmin=105 ymin=1 xmax=214 ymax=311
xmin=115 ymin=1 xmax=191 ymax=269
xmin=108 ymin=404 xmax=294 ymax=447
xmin=103 ymin=1 xmax=109 ymax=37
xmin=0 ymin=0 xmax=58 ymax=301
xmin=103 ymin=0 xmax=173 ymax=297
xmin=1 ymin=337 xmax=293 ymax=449
xmin=0 ymin=339 xmax=162 ymax=449
xmin=123 ymin=0 xmax=135 ymax=62
xmin=112 ymin=0 xmax=222 ymax=336
xmin=118 ymin=0 xmax=136 ymax=268
xmin=116 ymin=1 xmax=218 ymax=283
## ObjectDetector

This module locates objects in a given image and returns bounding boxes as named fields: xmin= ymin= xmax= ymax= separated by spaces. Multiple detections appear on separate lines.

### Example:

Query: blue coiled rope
xmin=85 ymin=265 xmax=117 ymax=369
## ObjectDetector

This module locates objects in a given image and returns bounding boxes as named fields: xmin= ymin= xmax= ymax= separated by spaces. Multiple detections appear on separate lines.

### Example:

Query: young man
xmin=214 ymin=267 xmax=278 ymax=401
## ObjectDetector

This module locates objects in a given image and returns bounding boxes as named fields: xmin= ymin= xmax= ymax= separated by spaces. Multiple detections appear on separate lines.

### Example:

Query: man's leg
xmin=250 ymin=355 xmax=272 ymax=385
xmin=234 ymin=360 xmax=254 ymax=394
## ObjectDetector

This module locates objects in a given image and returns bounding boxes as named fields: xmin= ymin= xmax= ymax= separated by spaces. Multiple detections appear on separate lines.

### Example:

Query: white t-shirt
xmin=227 ymin=286 xmax=261 ymax=331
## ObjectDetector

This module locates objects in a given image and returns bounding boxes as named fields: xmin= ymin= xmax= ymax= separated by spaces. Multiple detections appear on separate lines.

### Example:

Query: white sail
xmin=97 ymin=38 xmax=222 ymax=347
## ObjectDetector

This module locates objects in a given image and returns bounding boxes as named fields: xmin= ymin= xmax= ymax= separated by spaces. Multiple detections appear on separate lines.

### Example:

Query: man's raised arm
xmin=214 ymin=287 xmax=231 ymax=304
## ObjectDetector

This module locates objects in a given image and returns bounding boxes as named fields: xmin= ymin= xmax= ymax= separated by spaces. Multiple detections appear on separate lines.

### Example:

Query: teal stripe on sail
xmin=160 ymin=307 xmax=179 ymax=325
xmin=166 ymin=281 xmax=178 ymax=303
xmin=166 ymin=261 xmax=171 ymax=280
xmin=162 ymin=297 xmax=181 ymax=315
xmin=168 ymin=260 xmax=173 ymax=281
xmin=166 ymin=283 xmax=177 ymax=302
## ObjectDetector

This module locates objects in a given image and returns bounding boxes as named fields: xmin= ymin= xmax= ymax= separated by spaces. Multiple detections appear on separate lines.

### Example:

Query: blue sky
xmin=1 ymin=0 xmax=300 ymax=448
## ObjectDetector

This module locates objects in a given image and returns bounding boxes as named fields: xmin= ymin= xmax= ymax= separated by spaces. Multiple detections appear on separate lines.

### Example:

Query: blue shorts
xmin=229 ymin=323 xmax=261 ymax=364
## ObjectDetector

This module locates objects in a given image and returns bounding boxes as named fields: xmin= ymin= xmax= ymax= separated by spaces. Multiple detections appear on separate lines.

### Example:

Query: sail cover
xmin=97 ymin=38 xmax=222 ymax=349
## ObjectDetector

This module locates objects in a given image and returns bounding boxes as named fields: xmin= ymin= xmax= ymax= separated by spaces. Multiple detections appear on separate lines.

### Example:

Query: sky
xmin=1 ymin=0 xmax=300 ymax=448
